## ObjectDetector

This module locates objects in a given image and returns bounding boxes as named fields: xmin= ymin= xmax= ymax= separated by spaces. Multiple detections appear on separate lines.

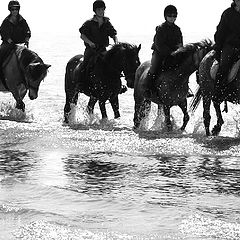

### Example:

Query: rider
xmin=76 ymin=0 xmax=118 ymax=92
xmin=214 ymin=0 xmax=240 ymax=94
xmin=0 ymin=1 xmax=31 ymax=78
xmin=144 ymin=5 xmax=193 ymax=98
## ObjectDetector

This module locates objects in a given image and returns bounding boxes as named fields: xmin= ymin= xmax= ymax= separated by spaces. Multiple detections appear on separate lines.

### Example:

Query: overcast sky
xmin=0 ymin=0 xmax=231 ymax=41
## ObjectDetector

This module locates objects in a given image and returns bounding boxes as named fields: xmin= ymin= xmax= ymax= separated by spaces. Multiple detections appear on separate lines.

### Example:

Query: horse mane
xmin=170 ymin=39 xmax=213 ymax=66
xmin=104 ymin=42 xmax=138 ymax=61
xmin=17 ymin=45 xmax=43 ymax=69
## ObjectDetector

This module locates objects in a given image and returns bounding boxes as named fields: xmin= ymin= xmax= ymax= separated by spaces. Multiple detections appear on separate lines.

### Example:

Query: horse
xmin=64 ymin=42 xmax=141 ymax=123
xmin=130 ymin=39 xmax=213 ymax=131
xmin=0 ymin=44 xmax=51 ymax=112
xmin=190 ymin=49 xmax=240 ymax=136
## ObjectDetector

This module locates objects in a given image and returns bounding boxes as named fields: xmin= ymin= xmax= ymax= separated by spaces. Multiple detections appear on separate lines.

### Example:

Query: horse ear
xmin=44 ymin=64 xmax=51 ymax=70
xmin=137 ymin=44 xmax=141 ymax=52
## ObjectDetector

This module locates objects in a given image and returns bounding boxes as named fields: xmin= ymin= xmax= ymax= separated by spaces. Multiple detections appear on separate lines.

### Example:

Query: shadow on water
xmin=194 ymin=135 xmax=240 ymax=151
xmin=61 ymin=152 xmax=240 ymax=202
xmin=136 ymin=130 xmax=192 ymax=140
xmin=195 ymin=156 xmax=240 ymax=196
xmin=0 ymin=150 xmax=36 ymax=179
xmin=62 ymin=152 xmax=132 ymax=195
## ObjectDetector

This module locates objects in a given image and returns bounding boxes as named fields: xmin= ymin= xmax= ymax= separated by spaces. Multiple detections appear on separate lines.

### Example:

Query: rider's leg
xmin=0 ymin=43 xmax=15 ymax=80
xmin=75 ymin=48 xmax=93 ymax=92
xmin=144 ymin=51 xmax=163 ymax=98
xmin=215 ymin=45 xmax=237 ymax=93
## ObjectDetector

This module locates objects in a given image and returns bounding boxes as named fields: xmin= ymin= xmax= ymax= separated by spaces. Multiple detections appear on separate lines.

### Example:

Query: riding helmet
xmin=93 ymin=0 xmax=106 ymax=12
xmin=8 ymin=0 xmax=20 ymax=11
xmin=164 ymin=5 xmax=178 ymax=17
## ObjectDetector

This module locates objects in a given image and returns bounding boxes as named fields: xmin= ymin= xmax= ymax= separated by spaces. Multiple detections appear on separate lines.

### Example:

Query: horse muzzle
xmin=125 ymin=74 xmax=135 ymax=89
xmin=29 ymin=87 xmax=38 ymax=100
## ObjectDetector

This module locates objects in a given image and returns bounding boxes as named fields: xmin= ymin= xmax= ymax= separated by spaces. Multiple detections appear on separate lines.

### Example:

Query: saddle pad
xmin=210 ymin=59 xmax=240 ymax=83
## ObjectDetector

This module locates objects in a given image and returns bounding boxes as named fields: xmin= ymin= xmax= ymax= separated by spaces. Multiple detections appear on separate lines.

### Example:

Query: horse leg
xmin=64 ymin=90 xmax=78 ymax=123
xmin=202 ymin=96 xmax=211 ymax=136
xmin=16 ymin=99 xmax=25 ymax=112
xmin=163 ymin=105 xmax=173 ymax=131
xmin=86 ymin=96 xmax=98 ymax=114
xmin=211 ymin=102 xmax=224 ymax=136
xmin=12 ymin=91 xmax=25 ymax=112
xmin=178 ymin=99 xmax=190 ymax=131
xmin=98 ymin=100 xmax=108 ymax=119
xmin=133 ymin=99 xmax=151 ymax=129
xmin=109 ymin=95 xmax=120 ymax=119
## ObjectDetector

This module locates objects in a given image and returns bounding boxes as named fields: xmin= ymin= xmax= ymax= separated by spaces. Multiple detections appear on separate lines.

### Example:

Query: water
xmin=1 ymin=33 xmax=240 ymax=239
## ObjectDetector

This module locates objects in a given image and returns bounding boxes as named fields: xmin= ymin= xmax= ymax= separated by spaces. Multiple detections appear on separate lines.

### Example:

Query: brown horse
xmin=190 ymin=49 xmax=240 ymax=136
xmin=0 ymin=44 xmax=50 ymax=112
xmin=64 ymin=42 xmax=141 ymax=123
xmin=131 ymin=39 xmax=213 ymax=131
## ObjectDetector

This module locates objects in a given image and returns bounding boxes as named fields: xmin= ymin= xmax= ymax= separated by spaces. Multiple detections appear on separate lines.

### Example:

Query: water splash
xmin=0 ymin=101 xmax=34 ymax=122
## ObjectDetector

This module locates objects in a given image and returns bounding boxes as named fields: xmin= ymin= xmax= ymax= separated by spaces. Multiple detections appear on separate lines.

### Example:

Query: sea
xmin=1 ymin=32 xmax=240 ymax=240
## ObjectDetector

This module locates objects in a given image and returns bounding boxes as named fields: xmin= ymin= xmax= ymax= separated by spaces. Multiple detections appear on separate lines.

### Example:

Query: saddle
xmin=210 ymin=59 xmax=240 ymax=83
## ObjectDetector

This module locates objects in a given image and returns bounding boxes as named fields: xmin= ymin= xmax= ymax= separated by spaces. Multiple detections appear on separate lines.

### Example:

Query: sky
xmin=0 ymin=0 xmax=231 ymax=44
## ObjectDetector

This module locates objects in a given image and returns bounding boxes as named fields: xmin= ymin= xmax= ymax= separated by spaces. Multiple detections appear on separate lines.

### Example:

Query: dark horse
xmin=0 ymin=44 xmax=50 ymax=112
xmin=64 ymin=42 xmax=141 ymax=123
xmin=131 ymin=39 xmax=213 ymax=131
xmin=190 ymin=49 xmax=240 ymax=136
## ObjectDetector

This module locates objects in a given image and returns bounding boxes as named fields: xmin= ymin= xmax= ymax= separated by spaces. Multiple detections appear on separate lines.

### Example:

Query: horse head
xmin=106 ymin=43 xmax=141 ymax=89
xmin=26 ymin=62 xmax=51 ymax=100
xmin=121 ymin=43 xmax=141 ymax=88
xmin=17 ymin=46 xmax=51 ymax=100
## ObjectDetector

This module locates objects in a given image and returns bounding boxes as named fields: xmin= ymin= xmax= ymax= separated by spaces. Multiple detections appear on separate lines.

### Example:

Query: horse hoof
xmin=16 ymin=104 xmax=25 ymax=112
xmin=86 ymin=107 xmax=93 ymax=115
xmin=211 ymin=126 xmax=221 ymax=136
xmin=114 ymin=112 xmax=120 ymax=119
xmin=133 ymin=123 xmax=140 ymax=130
xmin=64 ymin=117 xmax=69 ymax=124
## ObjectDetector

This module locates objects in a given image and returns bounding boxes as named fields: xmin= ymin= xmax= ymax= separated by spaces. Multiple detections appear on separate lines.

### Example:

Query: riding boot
xmin=143 ymin=72 xmax=156 ymax=98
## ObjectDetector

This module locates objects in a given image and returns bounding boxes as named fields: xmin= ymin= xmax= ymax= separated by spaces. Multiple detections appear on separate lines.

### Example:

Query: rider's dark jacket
xmin=0 ymin=14 xmax=31 ymax=44
xmin=151 ymin=21 xmax=183 ymax=56
xmin=214 ymin=5 xmax=240 ymax=50
xmin=79 ymin=15 xmax=117 ymax=50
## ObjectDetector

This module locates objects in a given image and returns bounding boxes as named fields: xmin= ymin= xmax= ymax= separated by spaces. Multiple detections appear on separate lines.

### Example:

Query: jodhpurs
xmin=149 ymin=51 xmax=167 ymax=75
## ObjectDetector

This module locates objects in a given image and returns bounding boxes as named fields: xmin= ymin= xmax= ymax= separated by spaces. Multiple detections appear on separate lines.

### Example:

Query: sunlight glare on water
xmin=1 ymin=32 xmax=240 ymax=239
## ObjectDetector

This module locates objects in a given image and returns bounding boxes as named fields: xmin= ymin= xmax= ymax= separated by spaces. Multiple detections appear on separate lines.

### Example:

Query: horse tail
xmin=189 ymin=85 xmax=202 ymax=113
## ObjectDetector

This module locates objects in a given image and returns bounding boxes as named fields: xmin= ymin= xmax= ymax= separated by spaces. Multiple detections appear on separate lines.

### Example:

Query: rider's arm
xmin=0 ymin=19 xmax=12 ymax=43
xmin=22 ymin=19 xmax=31 ymax=46
xmin=80 ymin=33 xmax=95 ymax=48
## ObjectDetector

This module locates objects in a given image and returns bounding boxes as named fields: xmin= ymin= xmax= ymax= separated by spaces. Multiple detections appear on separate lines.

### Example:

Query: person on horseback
xmin=0 ymin=1 xmax=31 ymax=79
xmin=144 ymin=5 xmax=193 ymax=98
xmin=76 ymin=0 xmax=118 ymax=92
xmin=214 ymin=0 xmax=240 ymax=94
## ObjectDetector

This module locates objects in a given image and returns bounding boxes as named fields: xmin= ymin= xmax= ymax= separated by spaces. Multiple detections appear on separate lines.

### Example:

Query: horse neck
xmin=177 ymin=59 xmax=197 ymax=78
xmin=17 ymin=47 xmax=41 ymax=71
xmin=104 ymin=51 xmax=123 ymax=75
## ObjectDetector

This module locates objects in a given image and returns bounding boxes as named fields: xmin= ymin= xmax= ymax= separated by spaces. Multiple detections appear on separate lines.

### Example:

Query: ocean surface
xmin=1 ymin=32 xmax=240 ymax=240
